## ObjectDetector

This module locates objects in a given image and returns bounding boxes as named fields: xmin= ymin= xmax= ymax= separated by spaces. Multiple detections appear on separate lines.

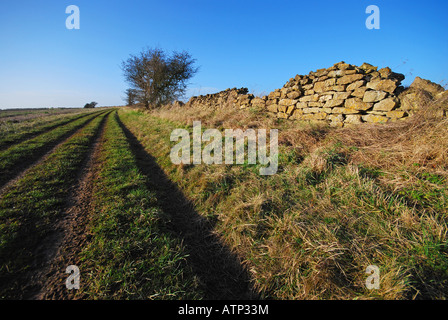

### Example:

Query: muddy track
xmin=0 ymin=111 xmax=107 ymax=196
xmin=19 ymin=113 xmax=109 ymax=300
xmin=116 ymin=115 xmax=259 ymax=300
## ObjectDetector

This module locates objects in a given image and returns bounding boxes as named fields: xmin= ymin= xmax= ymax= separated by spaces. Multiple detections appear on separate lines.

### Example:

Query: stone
xmin=304 ymin=89 xmax=315 ymax=95
xmin=286 ymin=105 xmax=295 ymax=115
xmin=287 ymin=91 xmax=302 ymax=99
xmin=315 ymin=68 xmax=329 ymax=77
xmin=299 ymin=94 xmax=319 ymax=102
xmin=300 ymin=78 xmax=311 ymax=85
xmin=302 ymin=112 xmax=327 ymax=121
xmin=362 ymin=114 xmax=389 ymax=123
xmin=366 ymin=71 xmax=381 ymax=82
xmin=330 ymin=121 xmax=344 ymax=128
xmin=303 ymin=107 xmax=322 ymax=113
xmin=328 ymin=85 xmax=346 ymax=92
xmin=328 ymin=70 xmax=344 ymax=78
xmin=343 ymin=69 xmax=358 ymax=76
xmin=346 ymin=80 xmax=366 ymax=91
xmin=319 ymin=94 xmax=333 ymax=102
xmin=266 ymin=104 xmax=278 ymax=113
xmin=313 ymin=81 xmax=327 ymax=93
xmin=324 ymin=78 xmax=337 ymax=87
xmin=303 ymin=84 xmax=314 ymax=90
xmin=373 ymin=98 xmax=398 ymax=111
xmin=268 ymin=90 xmax=281 ymax=99
xmin=345 ymin=98 xmax=373 ymax=111
xmin=308 ymin=102 xmax=324 ymax=107
xmin=409 ymin=76 xmax=445 ymax=97
xmin=279 ymin=98 xmax=299 ymax=106
xmin=386 ymin=110 xmax=406 ymax=119
xmin=324 ymin=99 xmax=344 ymax=108
xmin=363 ymin=90 xmax=388 ymax=103
xmin=344 ymin=114 xmax=363 ymax=124
xmin=399 ymin=89 xmax=433 ymax=110
xmin=351 ymin=87 xmax=368 ymax=98
xmin=251 ymin=98 xmax=266 ymax=106
xmin=335 ymin=61 xmax=351 ymax=70
xmin=333 ymin=91 xmax=352 ymax=100
xmin=436 ymin=90 xmax=448 ymax=100
xmin=280 ymin=88 xmax=291 ymax=97
xmin=337 ymin=74 xmax=364 ymax=85
xmin=359 ymin=62 xmax=378 ymax=74
xmin=378 ymin=67 xmax=392 ymax=79
xmin=296 ymin=102 xmax=308 ymax=109
xmin=332 ymin=107 xmax=360 ymax=114
xmin=278 ymin=105 xmax=287 ymax=113
xmin=329 ymin=114 xmax=345 ymax=127
xmin=366 ymin=79 xmax=397 ymax=93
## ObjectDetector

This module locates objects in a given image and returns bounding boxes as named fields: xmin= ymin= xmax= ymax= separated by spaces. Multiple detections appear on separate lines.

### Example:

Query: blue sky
xmin=0 ymin=0 xmax=447 ymax=108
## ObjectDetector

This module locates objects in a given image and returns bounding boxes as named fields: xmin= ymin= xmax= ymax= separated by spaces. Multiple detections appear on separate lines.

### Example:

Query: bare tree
xmin=124 ymin=88 xmax=138 ymax=106
xmin=121 ymin=47 xmax=198 ymax=109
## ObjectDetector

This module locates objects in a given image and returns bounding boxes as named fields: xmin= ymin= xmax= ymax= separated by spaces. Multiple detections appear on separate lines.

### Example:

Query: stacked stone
xmin=398 ymin=76 xmax=446 ymax=116
xmin=186 ymin=87 xmax=253 ymax=109
xmin=264 ymin=61 xmax=407 ymax=127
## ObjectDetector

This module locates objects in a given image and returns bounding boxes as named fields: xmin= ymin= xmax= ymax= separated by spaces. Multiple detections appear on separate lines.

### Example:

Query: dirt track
xmin=28 ymin=115 xmax=108 ymax=300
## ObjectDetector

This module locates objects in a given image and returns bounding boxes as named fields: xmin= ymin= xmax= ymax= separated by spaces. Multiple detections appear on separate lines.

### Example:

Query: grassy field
xmin=0 ymin=100 xmax=446 ymax=300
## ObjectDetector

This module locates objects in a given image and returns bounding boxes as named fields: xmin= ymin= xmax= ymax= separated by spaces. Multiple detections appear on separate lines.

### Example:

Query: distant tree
xmin=121 ymin=47 xmax=198 ymax=109
xmin=124 ymin=88 xmax=138 ymax=106
xmin=84 ymin=101 xmax=98 ymax=108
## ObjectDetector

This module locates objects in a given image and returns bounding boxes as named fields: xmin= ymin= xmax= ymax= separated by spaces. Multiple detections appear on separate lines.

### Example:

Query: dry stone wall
xmin=185 ymin=87 xmax=253 ymax=109
xmin=183 ymin=61 xmax=446 ymax=127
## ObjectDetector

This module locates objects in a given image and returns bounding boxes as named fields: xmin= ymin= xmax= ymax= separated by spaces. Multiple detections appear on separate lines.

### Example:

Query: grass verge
xmin=118 ymin=106 xmax=448 ymax=300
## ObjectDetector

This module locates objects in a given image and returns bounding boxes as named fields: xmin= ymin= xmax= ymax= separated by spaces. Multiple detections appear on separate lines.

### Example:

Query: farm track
xmin=29 ymin=112 xmax=109 ymax=300
xmin=0 ymin=110 xmax=108 ymax=193
xmin=116 ymin=115 xmax=259 ymax=299
xmin=0 ymin=111 xmax=111 ymax=299
xmin=0 ymin=110 xmax=102 ymax=151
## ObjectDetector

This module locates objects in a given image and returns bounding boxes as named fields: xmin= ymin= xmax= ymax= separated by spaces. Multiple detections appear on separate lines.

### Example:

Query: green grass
xmin=0 ymin=110 xmax=107 ymax=188
xmin=0 ymin=111 xmax=110 ymax=299
xmin=76 ymin=112 xmax=203 ymax=300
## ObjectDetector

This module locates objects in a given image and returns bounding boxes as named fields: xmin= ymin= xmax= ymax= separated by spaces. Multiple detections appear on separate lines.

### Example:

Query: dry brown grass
xmin=118 ymin=94 xmax=448 ymax=300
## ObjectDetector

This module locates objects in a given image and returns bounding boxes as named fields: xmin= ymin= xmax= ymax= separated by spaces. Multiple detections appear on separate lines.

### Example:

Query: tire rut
xmin=20 ymin=113 xmax=110 ymax=300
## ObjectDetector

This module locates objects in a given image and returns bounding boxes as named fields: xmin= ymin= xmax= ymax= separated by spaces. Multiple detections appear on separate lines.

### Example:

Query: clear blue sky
xmin=1 ymin=0 xmax=447 ymax=108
